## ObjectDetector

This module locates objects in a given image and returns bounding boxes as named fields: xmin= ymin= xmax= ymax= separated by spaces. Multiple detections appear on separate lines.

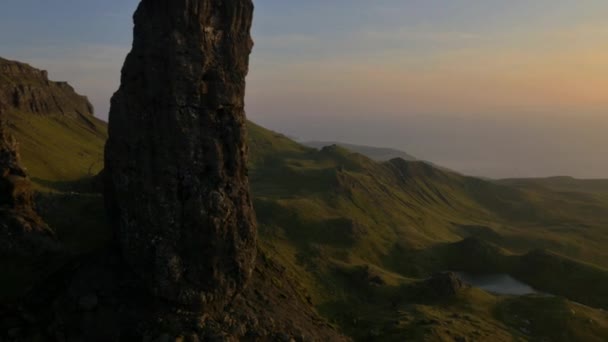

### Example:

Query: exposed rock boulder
xmin=104 ymin=0 xmax=257 ymax=308
xmin=0 ymin=104 xmax=56 ymax=256
xmin=424 ymin=272 xmax=466 ymax=297
xmin=0 ymin=57 xmax=94 ymax=119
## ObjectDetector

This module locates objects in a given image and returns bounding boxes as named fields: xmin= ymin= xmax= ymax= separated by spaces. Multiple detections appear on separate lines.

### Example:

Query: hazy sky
xmin=1 ymin=1 xmax=607 ymax=178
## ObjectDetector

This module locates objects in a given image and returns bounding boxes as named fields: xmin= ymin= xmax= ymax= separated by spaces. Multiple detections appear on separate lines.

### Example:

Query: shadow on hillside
xmin=32 ymin=175 xmax=102 ymax=194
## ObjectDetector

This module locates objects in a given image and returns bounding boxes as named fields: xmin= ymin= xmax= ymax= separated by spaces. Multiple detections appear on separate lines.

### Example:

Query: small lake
xmin=456 ymin=273 xmax=538 ymax=295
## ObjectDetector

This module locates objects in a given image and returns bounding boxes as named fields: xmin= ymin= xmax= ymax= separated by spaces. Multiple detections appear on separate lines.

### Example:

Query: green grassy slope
xmin=247 ymin=123 xmax=608 ymax=340
xmin=7 ymin=110 xmax=107 ymax=184
xmin=4 ymin=117 xmax=608 ymax=341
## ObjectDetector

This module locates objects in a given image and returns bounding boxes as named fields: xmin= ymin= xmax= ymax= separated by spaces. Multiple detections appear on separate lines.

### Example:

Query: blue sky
xmin=1 ymin=1 xmax=607 ymax=178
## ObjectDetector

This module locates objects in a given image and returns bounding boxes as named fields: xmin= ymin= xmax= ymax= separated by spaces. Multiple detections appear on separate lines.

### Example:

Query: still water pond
xmin=456 ymin=273 xmax=537 ymax=295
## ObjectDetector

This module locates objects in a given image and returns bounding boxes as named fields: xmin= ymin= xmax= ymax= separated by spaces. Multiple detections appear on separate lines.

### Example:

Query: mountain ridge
xmin=0 ymin=57 xmax=95 ymax=119
xmin=0 ymin=57 xmax=107 ymax=182
xmin=303 ymin=140 xmax=417 ymax=161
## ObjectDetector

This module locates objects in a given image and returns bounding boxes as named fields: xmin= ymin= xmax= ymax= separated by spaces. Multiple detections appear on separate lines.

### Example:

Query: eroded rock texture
xmin=424 ymin=272 xmax=466 ymax=297
xmin=0 ymin=57 xmax=94 ymax=119
xmin=0 ymin=103 xmax=56 ymax=256
xmin=104 ymin=0 xmax=257 ymax=308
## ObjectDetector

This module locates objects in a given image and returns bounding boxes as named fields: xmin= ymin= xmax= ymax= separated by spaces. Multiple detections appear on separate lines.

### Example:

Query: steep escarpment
xmin=0 ymin=103 xmax=56 ymax=256
xmin=0 ymin=57 xmax=94 ymax=119
xmin=105 ymin=0 xmax=257 ymax=309
xmin=0 ymin=58 xmax=106 ymax=182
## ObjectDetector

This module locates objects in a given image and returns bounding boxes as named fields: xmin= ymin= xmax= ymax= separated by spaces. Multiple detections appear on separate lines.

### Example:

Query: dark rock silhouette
xmin=0 ymin=102 xmax=56 ymax=256
xmin=424 ymin=272 xmax=466 ymax=297
xmin=104 ymin=0 xmax=257 ymax=308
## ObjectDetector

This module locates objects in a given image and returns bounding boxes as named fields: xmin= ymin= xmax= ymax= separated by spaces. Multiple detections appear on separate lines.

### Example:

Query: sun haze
xmin=1 ymin=0 xmax=606 ymax=178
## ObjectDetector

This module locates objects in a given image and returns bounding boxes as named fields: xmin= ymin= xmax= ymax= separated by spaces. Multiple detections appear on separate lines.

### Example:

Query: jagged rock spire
xmin=104 ymin=0 xmax=257 ymax=308
xmin=0 ymin=103 xmax=56 ymax=256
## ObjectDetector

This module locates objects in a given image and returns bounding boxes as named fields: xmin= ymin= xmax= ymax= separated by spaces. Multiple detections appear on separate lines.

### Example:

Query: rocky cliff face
xmin=0 ymin=103 xmax=56 ymax=256
xmin=0 ymin=3 xmax=347 ymax=340
xmin=0 ymin=57 xmax=94 ymax=119
xmin=0 ymin=58 xmax=107 ymax=182
xmin=104 ymin=0 xmax=257 ymax=308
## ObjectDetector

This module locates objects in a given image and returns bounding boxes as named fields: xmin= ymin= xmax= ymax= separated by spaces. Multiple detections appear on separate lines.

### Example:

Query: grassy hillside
xmin=7 ymin=110 xmax=107 ymax=184
xmin=4 ymin=117 xmax=608 ymax=341
xmin=0 ymin=109 xmax=109 ymax=301
xmin=247 ymin=123 xmax=608 ymax=340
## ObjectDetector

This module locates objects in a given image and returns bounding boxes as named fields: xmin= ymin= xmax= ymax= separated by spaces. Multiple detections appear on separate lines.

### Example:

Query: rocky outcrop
xmin=0 ymin=57 xmax=94 ymax=119
xmin=104 ymin=0 xmax=257 ymax=308
xmin=1 ymin=250 xmax=349 ymax=341
xmin=0 ymin=103 xmax=56 ymax=256
xmin=423 ymin=272 xmax=466 ymax=297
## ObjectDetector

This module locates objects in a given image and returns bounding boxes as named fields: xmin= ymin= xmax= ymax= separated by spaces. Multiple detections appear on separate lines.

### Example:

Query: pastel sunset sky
xmin=1 ymin=0 xmax=607 ymax=177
